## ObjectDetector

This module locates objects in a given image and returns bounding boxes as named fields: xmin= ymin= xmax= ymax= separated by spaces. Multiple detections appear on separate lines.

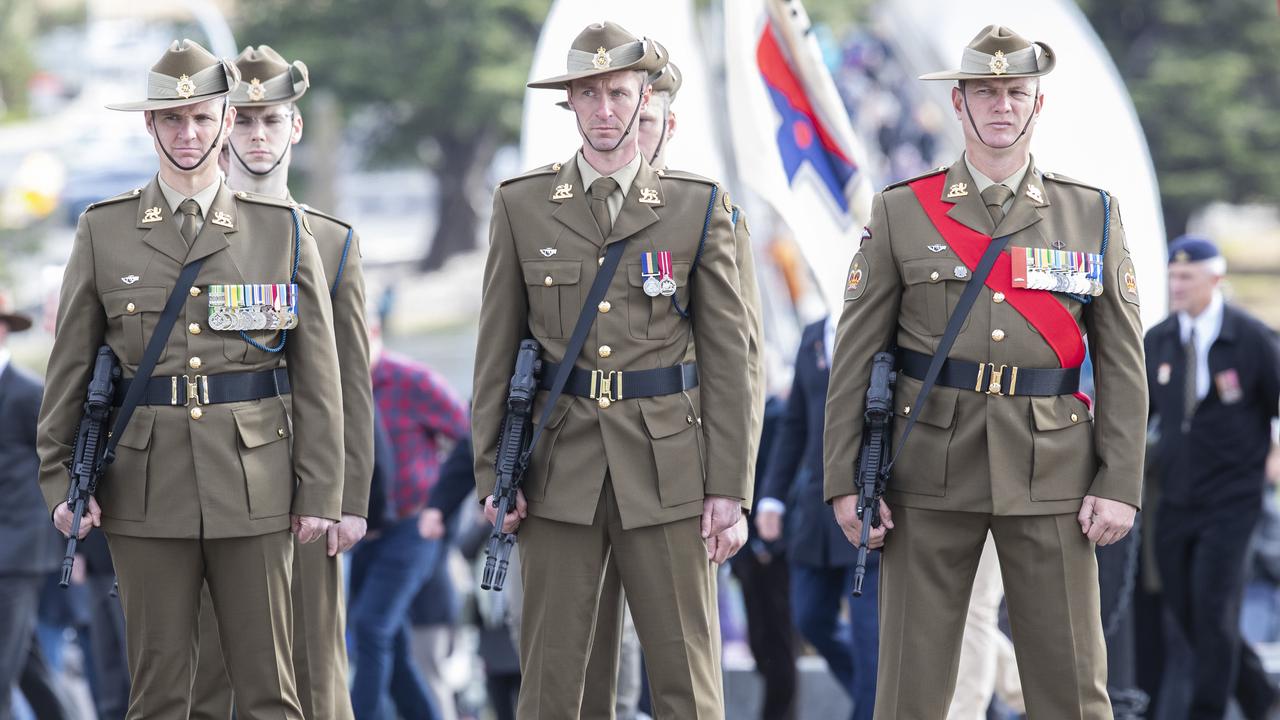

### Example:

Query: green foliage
xmin=1076 ymin=0 xmax=1280 ymax=234
xmin=0 ymin=0 xmax=37 ymax=121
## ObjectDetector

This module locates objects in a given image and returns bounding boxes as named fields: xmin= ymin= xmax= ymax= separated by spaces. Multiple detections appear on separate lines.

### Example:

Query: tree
xmin=239 ymin=0 xmax=549 ymax=270
xmin=1076 ymin=0 xmax=1280 ymax=236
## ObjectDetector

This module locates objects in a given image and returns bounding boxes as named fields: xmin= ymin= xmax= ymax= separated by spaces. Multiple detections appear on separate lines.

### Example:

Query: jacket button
xmin=543 ymin=276 xmax=553 ymax=287
xmin=598 ymin=345 xmax=611 ymax=358
xmin=598 ymin=301 xmax=611 ymax=313
xmin=189 ymin=356 xmax=202 ymax=370
xmin=126 ymin=302 xmax=137 ymax=314
xmin=598 ymin=256 xmax=605 ymax=267
xmin=598 ymin=396 xmax=611 ymax=409
xmin=190 ymin=407 xmax=203 ymax=420
xmin=188 ymin=322 xmax=201 ymax=335
xmin=903 ymin=405 xmax=911 ymax=416
xmin=1071 ymin=413 xmax=1079 ymax=423
xmin=277 ymin=428 xmax=286 ymax=437
xmin=991 ymin=329 xmax=1006 ymax=342
xmin=189 ymin=286 xmax=202 ymax=297
xmin=686 ymin=414 xmax=694 ymax=424
xmin=929 ymin=271 xmax=940 ymax=282
xmin=993 ymin=292 xmax=1006 ymax=304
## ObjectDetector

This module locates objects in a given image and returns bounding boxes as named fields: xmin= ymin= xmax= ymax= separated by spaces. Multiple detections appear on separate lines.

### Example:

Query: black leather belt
xmin=898 ymin=349 xmax=1079 ymax=397
xmin=113 ymin=368 xmax=291 ymax=407
xmin=539 ymin=361 xmax=697 ymax=408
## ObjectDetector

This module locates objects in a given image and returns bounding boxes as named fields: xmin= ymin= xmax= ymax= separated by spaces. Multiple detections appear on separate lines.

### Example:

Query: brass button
xmin=236 ymin=191 xmax=248 ymax=199
xmin=189 ymin=286 xmax=202 ymax=297
xmin=598 ymin=300 xmax=611 ymax=313
xmin=903 ymin=405 xmax=911 ymax=416
xmin=543 ymin=276 xmax=553 ymax=287
xmin=686 ymin=414 xmax=694 ymax=424
xmin=190 ymin=407 xmax=203 ymax=420
xmin=993 ymin=292 xmax=1006 ymax=304
xmin=277 ymin=428 xmax=286 ymax=437
xmin=598 ymin=256 xmax=605 ymax=267
xmin=188 ymin=356 xmax=202 ymax=370
xmin=929 ymin=271 xmax=940 ymax=282
xmin=598 ymin=396 xmax=611 ymax=409
xmin=188 ymin=322 xmax=201 ymax=335
xmin=125 ymin=302 xmax=137 ymax=314
xmin=1071 ymin=413 xmax=1080 ymax=423
xmin=991 ymin=329 xmax=1006 ymax=342
xmin=598 ymin=345 xmax=611 ymax=359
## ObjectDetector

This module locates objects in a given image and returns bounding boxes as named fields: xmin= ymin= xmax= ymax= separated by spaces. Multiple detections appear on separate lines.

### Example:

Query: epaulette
xmin=85 ymin=188 xmax=142 ymax=212
xmin=1040 ymin=171 xmax=1105 ymax=194
xmin=498 ymin=163 xmax=559 ymax=188
xmin=296 ymin=203 xmax=353 ymax=231
xmin=232 ymin=190 xmax=296 ymax=210
xmin=883 ymin=165 xmax=948 ymax=192
xmin=658 ymin=168 xmax=718 ymax=187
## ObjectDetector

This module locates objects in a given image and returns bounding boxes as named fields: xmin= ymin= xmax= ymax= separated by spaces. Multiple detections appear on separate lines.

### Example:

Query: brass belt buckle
xmin=589 ymin=369 xmax=623 ymax=409
xmin=976 ymin=363 xmax=1019 ymax=396
xmin=179 ymin=374 xmax=209 ymax=406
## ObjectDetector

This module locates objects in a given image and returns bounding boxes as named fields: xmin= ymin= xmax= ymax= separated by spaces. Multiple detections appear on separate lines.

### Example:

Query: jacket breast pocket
xmin=640 ymin=394 xmax=706 ymax=507
xmin=1029 ymin=395 xmax=1094 ymax=501
xmin=100 ymin=407 xmax=156 ymax=521
xmin=522 ymin=260 xmax=581 ymax=339
xmin=887 ymin=375 xmax=958 ymax=497
xmin=626 ymin=261 xmax=691 ymax=340
xmin=901 ymin=259 xmax=972 ymax=337
xmin=233 ymin=401 xmax=294 ymax=519
xmin=103 ymin=286 xmax=169 ymax=366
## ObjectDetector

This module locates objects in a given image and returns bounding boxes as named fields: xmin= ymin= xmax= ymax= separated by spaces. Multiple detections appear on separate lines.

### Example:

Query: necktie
xmin=981 ymin=184 xmax=1014 ymax=227
xmin=1183 ymin=326 xmax=1198 ymax=430
xmin=179 ymin=198 xmax=201 ymax=247
xmin=589 ymin=177 xmax=619 ymax=240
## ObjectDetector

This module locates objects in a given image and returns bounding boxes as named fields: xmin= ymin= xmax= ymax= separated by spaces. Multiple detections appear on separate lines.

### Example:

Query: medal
xmin=658 ymin=250 xmax=676 ymax=297
xmin=640 ymin=252 xmax=662 ymax=297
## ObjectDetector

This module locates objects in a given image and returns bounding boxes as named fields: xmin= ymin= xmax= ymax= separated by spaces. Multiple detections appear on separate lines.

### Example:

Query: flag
xmin=725 ymin=0 xmax=874 ymax=308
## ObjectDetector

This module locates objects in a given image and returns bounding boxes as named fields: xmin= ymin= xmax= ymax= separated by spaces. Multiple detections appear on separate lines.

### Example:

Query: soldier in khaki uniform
xmin=472 ymin=22 xmax=757 ymax=719
xmin=36 ymin=39 xmax=343 ymax=720
xmin=823 ymin=26 xmax=1147 ymax=719
xmin=188 ymin=45 xmax=374 ymax=720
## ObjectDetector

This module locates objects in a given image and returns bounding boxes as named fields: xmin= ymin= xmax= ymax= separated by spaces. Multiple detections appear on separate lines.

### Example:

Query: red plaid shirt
xmin=371 ymin=351 xmax=469 ymax=519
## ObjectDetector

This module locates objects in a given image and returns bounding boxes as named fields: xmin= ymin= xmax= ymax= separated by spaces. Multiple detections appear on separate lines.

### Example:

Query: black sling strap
xmin=884 ymin=234 xmax=1011 ymax=476
xmin=519 ymin=238 xmax=631 ymax=469
xmin=104 ymin=257 xmax=206 ymax=463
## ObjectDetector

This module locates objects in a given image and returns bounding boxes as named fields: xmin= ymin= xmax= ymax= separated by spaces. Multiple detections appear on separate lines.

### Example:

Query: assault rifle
xmin=60 ymin=346 xmax=120 ymax=588
xmin=852 ymin=351 xmax=896 ymax=597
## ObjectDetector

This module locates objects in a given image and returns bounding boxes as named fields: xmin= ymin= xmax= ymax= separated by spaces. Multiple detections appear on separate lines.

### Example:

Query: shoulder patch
xmin=85 ymin=188 xmax=142 ymax=212
xmin=657 ymin=168 xmax=718 ymax=187
xmin=844 ymin=251 xmax=869 ymax=301
xmin=884 ymin=165 xmax=948 ymax=192
xmin=1041 ymin=171 xmax=1105 ymax=194
xmin=234 ymin=190 xmax=295 ymax=210
xmin=297 ymin=204 xmax=353 ymax=231
xmin=1117 ymin=255 xmax=1140 ymax=306
xmin=497 ymin=163 xmax=559 ymax=188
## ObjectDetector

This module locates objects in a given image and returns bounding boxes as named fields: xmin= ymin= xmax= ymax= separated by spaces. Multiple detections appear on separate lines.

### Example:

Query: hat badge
xmin=988 ymin=50 xmax=1009 ymax=76
xmin=1174 ymin=250 xmax=1190 ymax=263
xmin=175 ymin=74 xmax=196 ymax=99
xmin=593 ymin=47 xmax=612 ymax=70
xmin=247 ymin=78 xmax=266 ymax=102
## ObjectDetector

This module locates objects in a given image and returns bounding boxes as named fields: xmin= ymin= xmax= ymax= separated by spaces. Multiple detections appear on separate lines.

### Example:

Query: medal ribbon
xmin=658 ymin=251 xmax=673 ymax=282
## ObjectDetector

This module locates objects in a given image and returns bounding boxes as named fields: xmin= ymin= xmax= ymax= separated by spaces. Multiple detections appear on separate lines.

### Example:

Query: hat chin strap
xmin=228 ymin=133 xmax=292 ymax=178
xmin=152 ymin=99 xmax=229 ymax=173
xmin=575 ymin=80 xmax=649 ymax=155
xmin=647 ymin=106 xmax=670 ymax=167
xmin=962 ymin=81 xmax=1039 ymax=150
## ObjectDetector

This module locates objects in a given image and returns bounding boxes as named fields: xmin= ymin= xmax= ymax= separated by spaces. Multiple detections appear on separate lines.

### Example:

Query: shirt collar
xmin=576 ymin=150 xmax=642 ymax=199
xmin=0 ymin=348 xmax=10 ymax=379
xmin=1178 ymin=290 xmax=1225 ymax=344
xmin=156 ymin=173 xmax=222 ymax=219
xmin=964 ymin=153 xmax=1031 ymax=196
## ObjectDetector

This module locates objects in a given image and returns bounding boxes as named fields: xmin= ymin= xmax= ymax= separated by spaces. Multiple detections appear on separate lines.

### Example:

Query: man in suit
xmin=472 ymin=21 xmax=757 ymax=719
xmin=1146 ymin=236 xmax=1280 ymax=720
xmin=758 ymin=315 xmax=877 ymax=720
xmin=824 ymin=26 xmax=1147 ymax=719
xmin=0 ymin=295 xmax=66 ymax=720
xmin=37 ymin=39 xmax=344 ymax=719
xmin=189 ymin=44 xmax=374 ymax=720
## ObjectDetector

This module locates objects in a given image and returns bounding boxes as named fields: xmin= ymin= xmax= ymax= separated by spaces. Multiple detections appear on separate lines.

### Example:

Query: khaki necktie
xmin=981 ymin=184 xmax=1014 ymax=227
xmin=589 ymin=177 xmax=619 ymax=240
xmin=179 ymin=198 xmax=200 ymax=247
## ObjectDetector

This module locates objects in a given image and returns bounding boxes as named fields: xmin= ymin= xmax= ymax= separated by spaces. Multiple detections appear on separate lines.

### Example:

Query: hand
xmin=833 ymin=493 xmax=894 ymax=549
xmin=706 ymin=515 xmax=748 ymax=564
xmin=292 ymin=515 xmax=334 ymax=544
xmin=483 ymin=490 xmax=527 ymax=534
xmin=326 ymin=513 xmax=368 ymax=556
xmin=1078 ymin=496 xmax=1136 ymax=546
xmin=53 ymin=497 xmax=101 ymax=540
xmin=701 ymin=495 xmax=742 ymax=541
xmin=755 ymin=509 xmax=783 ymax=542
xmin=418 ymin=508 xmax=446 ymax=540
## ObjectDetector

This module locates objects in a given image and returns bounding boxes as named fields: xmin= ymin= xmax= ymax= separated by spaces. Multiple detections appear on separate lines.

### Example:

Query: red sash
xmin=908 ymin=173 xmax=1086 ymax=370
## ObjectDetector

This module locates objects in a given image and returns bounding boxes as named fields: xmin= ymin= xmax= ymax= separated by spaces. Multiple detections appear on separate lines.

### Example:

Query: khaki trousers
xmin=189 ymin=535 xmax=353 ymax=720
xmin=517 ymin=483 xmax=722 ymax=720
xmin=874 ymin=507 xmax=1111 ymax=720
xmin=107 ymin=530 xmax=301 ymax=720
xmin=581 ymin=558 xmax=643 ymax=719
xmin=946 ymin=533 xmax=1025 ymax=719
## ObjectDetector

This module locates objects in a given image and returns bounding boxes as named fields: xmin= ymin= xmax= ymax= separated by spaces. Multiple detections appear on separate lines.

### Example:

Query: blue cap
xmin=1167 ymin=235 xmax=1219 ymax=264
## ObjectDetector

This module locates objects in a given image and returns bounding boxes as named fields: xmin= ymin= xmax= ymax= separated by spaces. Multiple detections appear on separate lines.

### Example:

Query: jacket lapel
xmin=608 ymin=158 xmax=662 ymax=244
xmin=996 ymin=157 xmax=1049 ymax=239
xmin=137 ymin=178 xmax=188 ymax=264
xmin=941 ymin=162 xmax=993 ymax=236
xmin=549 ymin=159 xmax=602 ymax=246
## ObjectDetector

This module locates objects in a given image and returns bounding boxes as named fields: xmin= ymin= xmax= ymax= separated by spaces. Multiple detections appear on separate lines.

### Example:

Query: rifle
xmin=60 ymin=345 xmax=120 ymax=588
xmin=852 ymin=351 xmax=895 ymax=597
xmin=480 ymin=339 xmax=542 ymax=591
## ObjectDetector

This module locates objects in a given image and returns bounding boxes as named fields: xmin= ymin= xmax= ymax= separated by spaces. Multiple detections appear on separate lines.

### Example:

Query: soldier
xmin=36 ymin=39 xmax=343 ymax=720
xmin=823 ymin=26 xmax=1147 ymax=719
xmin=472 ymin=21 xmax=756 ymax=719
xmin=188 ymin=45 xmax=374 ymax=720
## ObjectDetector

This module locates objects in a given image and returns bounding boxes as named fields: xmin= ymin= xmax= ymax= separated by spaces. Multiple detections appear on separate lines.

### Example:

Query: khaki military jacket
xmin=37 ymin=177 xmax=344 ymax=538
xmin=294 ymin=200 xmax=374 ymax=518
xmin=472 ymin=154 xmax=755 ymax=529
xmin=823 ymin=156 xmax=1147 ymax=515
xmin=730 ymin=205 xmax=767 ymax=482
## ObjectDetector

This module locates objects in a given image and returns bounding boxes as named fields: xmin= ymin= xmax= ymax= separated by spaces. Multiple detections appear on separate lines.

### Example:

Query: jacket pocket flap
xmin=639 ymin=396 xmax=696 ymax=439
xmin=1031 ymin=395 xmax=1089 ymax=431
xmin=530 ymin=391 xmax=573 ymax=430
xmin=903 ymin=258 xmax=969 ymax=286
xmin=102 ymin=286 xmax=168 ymax=318
xmin=894 ymin=384 xmax=959 ymax=429
xmin=627 ymin=261 xmax=692 ymax=287
xmin=233 ymin=402 xmax=292 ymax=449
xmin=521 ymin=260 xmax=581 ymax=286
xmin=116 ymin=407 xmax=156 ymax=450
